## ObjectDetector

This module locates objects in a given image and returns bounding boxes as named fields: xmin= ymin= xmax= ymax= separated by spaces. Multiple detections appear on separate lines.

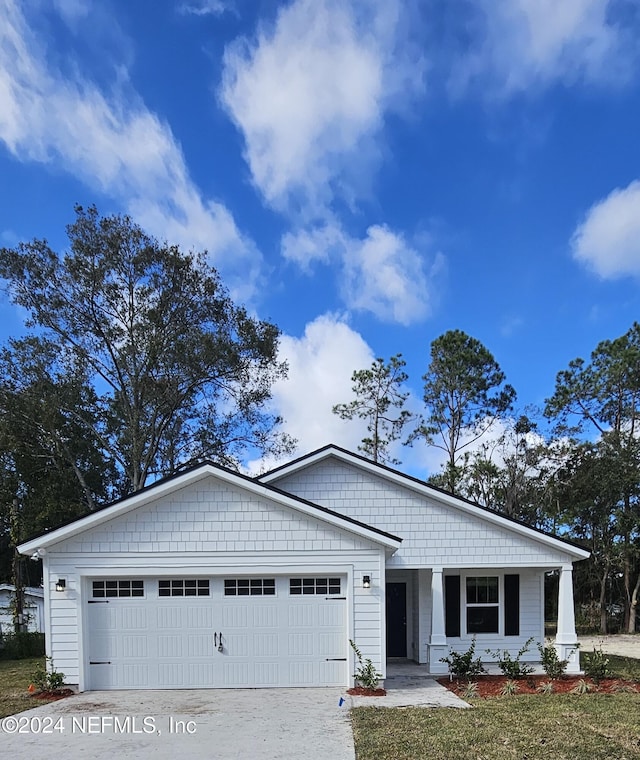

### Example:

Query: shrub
xmin=486 ymin=637 xmax=535 ymax=679
xmin=350 ymin=639 xmax=382 ymax=690
xmin=460 ymin=681 xmax=479 ymax=700
xmin=537 ymin=641 xmax=570 ymax=679
xmin=31 ymin=656 xmax=66 ymax=692
xmin=571 ymin=678 xmax=592 ymax=695
xmin=440 ymin=638 xmax=486 ymax=679
xmin=500 ymin=680 xmax=519 ymax=696
xmin=582 ymin=647 xmax=611 ymax=684
xmin=537 ymin=681 xmax=554 ymax=695
xmin=0 ymin=631 xmax=45 ymax=660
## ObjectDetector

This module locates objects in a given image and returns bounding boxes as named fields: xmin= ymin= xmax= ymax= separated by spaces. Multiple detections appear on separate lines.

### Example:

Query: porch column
xmin=428 ymin=567 xmax=448 ymax=674
xmin=554 ymin=564 xmax=580 ymax=673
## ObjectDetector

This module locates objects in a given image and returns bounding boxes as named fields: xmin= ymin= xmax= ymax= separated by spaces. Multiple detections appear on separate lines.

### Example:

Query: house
xmin=0 ymin=584 xmax=45 ymax=635
xmin=17 ymin=445 xmax=588 ymax=691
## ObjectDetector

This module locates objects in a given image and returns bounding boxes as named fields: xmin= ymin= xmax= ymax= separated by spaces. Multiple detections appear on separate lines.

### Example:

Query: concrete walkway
xmin=578 ymin=633 xmax=640 ymax=659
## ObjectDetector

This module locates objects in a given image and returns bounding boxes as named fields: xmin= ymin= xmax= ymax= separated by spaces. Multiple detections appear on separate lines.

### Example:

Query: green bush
xmin=350 ymin=639 xmax=382 ymax=690
xmin=582 ymin=647 xmax=611 ymax=684
xmin=31 ymin=656 xmax=65 ymax=692
xmin=537 ymin=640 xmax=570 ymax=679
xmin=440 ymin=638 xmax=486 ymax=679
xmin=486 ymin=637 xmax=535 ymax=678
xmin=0 ymin=631 xmax=45 ymax=660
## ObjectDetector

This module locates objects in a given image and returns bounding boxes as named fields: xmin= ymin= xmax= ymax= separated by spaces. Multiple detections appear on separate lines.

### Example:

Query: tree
xmin=454 ymin=414 xmax=558 ymax=528
xmin=545 ymin=322 xmax=640 ymax=632
xmin=0 ymin=205 xmax=294 ymax=495
xmin=552 ymin=440 xmax=634 ymax=634
xmin=414 ymin=329 xmax=516 ymax=494
xmin=332 ymin=354 xmax=412 ymax=465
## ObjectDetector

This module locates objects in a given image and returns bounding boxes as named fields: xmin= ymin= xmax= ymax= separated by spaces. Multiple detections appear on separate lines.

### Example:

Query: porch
xmin=384 ymin=565 xmax=580 ymax=675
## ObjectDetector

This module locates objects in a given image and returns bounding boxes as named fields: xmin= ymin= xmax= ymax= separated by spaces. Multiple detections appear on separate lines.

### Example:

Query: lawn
xmin=0 ymin=657 xmax=60 ymax=719
xmin=352 ymin=655 xmax=640 ymax=760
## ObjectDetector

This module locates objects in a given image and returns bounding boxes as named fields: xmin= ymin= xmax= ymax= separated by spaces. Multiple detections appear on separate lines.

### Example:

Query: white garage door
xmin=86 ymin=575 xmax=347 ymax=689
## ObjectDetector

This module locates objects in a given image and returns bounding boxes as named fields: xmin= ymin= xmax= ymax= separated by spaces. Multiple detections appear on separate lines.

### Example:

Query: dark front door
xmin=386 ymin=582 xmax=407 ymax=657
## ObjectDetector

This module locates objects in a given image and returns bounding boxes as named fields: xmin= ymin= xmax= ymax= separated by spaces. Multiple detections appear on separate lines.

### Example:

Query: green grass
xmin=352 ymin=656 xmax=640 ymax=760
xmin=352 ymin=695 xmax=640 ymax=760
xmin=0 ymin=657 xmax=59 ymax=719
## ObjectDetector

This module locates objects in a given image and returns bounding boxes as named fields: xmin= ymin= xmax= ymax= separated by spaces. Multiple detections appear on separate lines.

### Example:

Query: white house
xmin=17 ymin=445 xmax=588 ymax=691
xmin=0 ymin=584 xmax=45 ymax=635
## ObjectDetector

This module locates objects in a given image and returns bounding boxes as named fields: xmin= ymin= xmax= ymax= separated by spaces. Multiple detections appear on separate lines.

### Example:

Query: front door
xmin=385 ymin=582 xmax=407 ymax=657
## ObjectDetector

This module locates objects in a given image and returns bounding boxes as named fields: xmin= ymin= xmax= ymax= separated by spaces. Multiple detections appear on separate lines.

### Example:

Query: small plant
xmin=537 ymin=681 xmax=554 ymax=695
xmin=571 ymin=678 xmax=592 ymax=695
xmin=459 ymin=680 xmax=479 ymax=699
xmin=582 ymin=647 xmax=611 ymax=685
xmin=30 ymin=656 xmax=65 ymax=693
xmin=440 ymin=638 xmax=486 ymax=680
xmin=486 ymin=637 xmax=535 ymax=679
xmin=500 ymin=679 xmax=519 ymax=696
xmin=350 ymin=639 xmax=382 ymax=690
xmin=537 ymin=640 xmax=569 ymax=679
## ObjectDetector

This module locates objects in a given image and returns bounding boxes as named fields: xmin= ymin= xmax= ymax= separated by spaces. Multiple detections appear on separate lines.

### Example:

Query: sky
xmin=1 ymin=0 xmax=640 ymax=478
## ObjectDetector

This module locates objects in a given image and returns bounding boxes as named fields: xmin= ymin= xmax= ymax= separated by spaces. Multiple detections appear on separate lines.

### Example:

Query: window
xmin=466 ymin=576 xmax=499 ymax=634
xmin=224 ymin=578 xmax=275 ymax=596
xmin=92 ymin=580 xmax=144 ymax=598
xmin=289 ymin=577 xmax=341 ymax=595
xmin=158 ymin=579 xmax=210 ymax=597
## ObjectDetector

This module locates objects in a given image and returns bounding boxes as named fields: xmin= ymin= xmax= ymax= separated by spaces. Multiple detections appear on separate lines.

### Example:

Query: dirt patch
xmin=438 ymin=675 xmax=640 ymax=698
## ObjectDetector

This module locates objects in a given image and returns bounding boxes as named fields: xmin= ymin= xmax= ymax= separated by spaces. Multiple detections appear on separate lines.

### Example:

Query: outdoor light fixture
xmin=55 ymin=579 xmax=66 ymax=592
xmin=362 ymin=575 xmax=371 ymax=589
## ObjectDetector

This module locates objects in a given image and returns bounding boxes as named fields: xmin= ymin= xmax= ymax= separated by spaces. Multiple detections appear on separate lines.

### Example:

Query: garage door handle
xmin=325 ymin=658 xmax=347 ymax=661
xmin=214 ymin=632 xmax=217 ymax=646
xmin=90 ymin=661 xmax=111 ymax=665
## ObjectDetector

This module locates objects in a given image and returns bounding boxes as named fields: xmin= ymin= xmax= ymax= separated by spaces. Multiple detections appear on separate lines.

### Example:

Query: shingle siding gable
xmin=52 ymin=479 xmax=375 ymax=555
xmin=272 ymin=460 xmax=577 ymax=567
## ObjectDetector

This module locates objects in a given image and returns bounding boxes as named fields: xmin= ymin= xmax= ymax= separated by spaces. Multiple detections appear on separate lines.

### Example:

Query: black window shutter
xmin=504 ymin=574 xmax=520 ymax=636
xmin=444 ymin=575 xmax=460 ymax=637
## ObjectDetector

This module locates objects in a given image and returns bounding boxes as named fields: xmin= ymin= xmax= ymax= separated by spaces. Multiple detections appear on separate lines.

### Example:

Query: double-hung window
xmin=466 ymin=576 xmax=499 ymax=634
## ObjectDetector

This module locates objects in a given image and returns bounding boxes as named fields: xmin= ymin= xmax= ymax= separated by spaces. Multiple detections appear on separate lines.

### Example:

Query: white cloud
xmin=282 ymin=221 xmax=442 ymax=325
xmin=248 ymin=313 xmax=375 ymax=472
xmin=343 ymin=224 xmax=443 ymax=325
xmin=571 ymin=180 xmax=640 ymax=279
xmin=178 ymin=0 xmax=233 ymax=17
xmin=454 ymin=0 xmax=636 ymax=94
xmin=0 ymin=0 xmax=261 ymax=300
xmin=220 ymin=0 xmax=424 ymax=216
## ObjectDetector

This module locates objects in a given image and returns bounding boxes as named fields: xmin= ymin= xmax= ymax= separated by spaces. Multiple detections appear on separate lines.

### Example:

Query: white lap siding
xmin=43 ymin=478 xmax=387 ymax=690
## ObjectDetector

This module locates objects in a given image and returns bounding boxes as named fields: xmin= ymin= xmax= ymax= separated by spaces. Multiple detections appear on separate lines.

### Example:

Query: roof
xmin=0 ymin=584 xmax=44 ymax=598
xmin=258 ymin=444 xmax=590 ymax=561
xmin=17 ymin=457 xmax=402 ymax=555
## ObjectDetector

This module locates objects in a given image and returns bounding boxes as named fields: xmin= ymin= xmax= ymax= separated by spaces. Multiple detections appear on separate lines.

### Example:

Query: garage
xmin=86 ymin=575 xmax=348 ymax=689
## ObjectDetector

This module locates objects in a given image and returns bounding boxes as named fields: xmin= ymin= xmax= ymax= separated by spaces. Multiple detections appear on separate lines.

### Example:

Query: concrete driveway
xmin=0 ymin=688 xmax=355 ymax=760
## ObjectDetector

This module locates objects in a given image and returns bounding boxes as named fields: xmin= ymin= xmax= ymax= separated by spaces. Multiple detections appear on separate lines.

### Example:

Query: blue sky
xmin=1 ymin=0 xmax=640 ymax=476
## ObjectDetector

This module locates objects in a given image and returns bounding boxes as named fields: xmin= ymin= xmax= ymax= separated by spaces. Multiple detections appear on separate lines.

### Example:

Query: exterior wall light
xmin=362 ymin=575 xmax=371 ymax=589
xmin=55 ymin=579 xmax=66 ymax=592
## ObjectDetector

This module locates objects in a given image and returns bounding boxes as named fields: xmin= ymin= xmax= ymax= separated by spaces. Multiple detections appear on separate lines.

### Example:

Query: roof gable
xmin=18 ymin=460 xmax=401 ymax=555
xmin=259 ymin=445 xmax=589 ymax=562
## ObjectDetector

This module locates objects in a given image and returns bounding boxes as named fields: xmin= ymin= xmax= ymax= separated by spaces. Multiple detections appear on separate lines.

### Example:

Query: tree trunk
xmin=628 ymin=570 xmax=640 ymax=633
xmin=599 ymin=567 xmax=608 ymax=635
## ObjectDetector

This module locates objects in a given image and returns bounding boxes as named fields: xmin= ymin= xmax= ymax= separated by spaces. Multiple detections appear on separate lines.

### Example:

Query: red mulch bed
xmin=30 ymin=688 xmax=75 ymax=701
xmin=438 ymin=675 xmax=640 ymax=698
xmin=347 ymin=686 xmax=387 ymax=696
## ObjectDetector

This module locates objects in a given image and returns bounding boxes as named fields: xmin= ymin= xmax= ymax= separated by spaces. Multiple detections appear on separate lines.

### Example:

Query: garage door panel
xmin=87 ymin=575 xmax=348 ymax=689
xmin=253 ymin=632 xmax=279 ymax=656
xmin=252 ymin=605 xmax=278 ymax=627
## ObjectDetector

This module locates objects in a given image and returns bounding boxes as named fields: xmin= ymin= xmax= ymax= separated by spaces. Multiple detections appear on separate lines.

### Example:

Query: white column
xmin=430 ymin=568 xmax=446 ymax=645
xmin=428 ymin=567 xmax=449 ymax=674
xmin=554 ymin=564 xmax=580 ymax=673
